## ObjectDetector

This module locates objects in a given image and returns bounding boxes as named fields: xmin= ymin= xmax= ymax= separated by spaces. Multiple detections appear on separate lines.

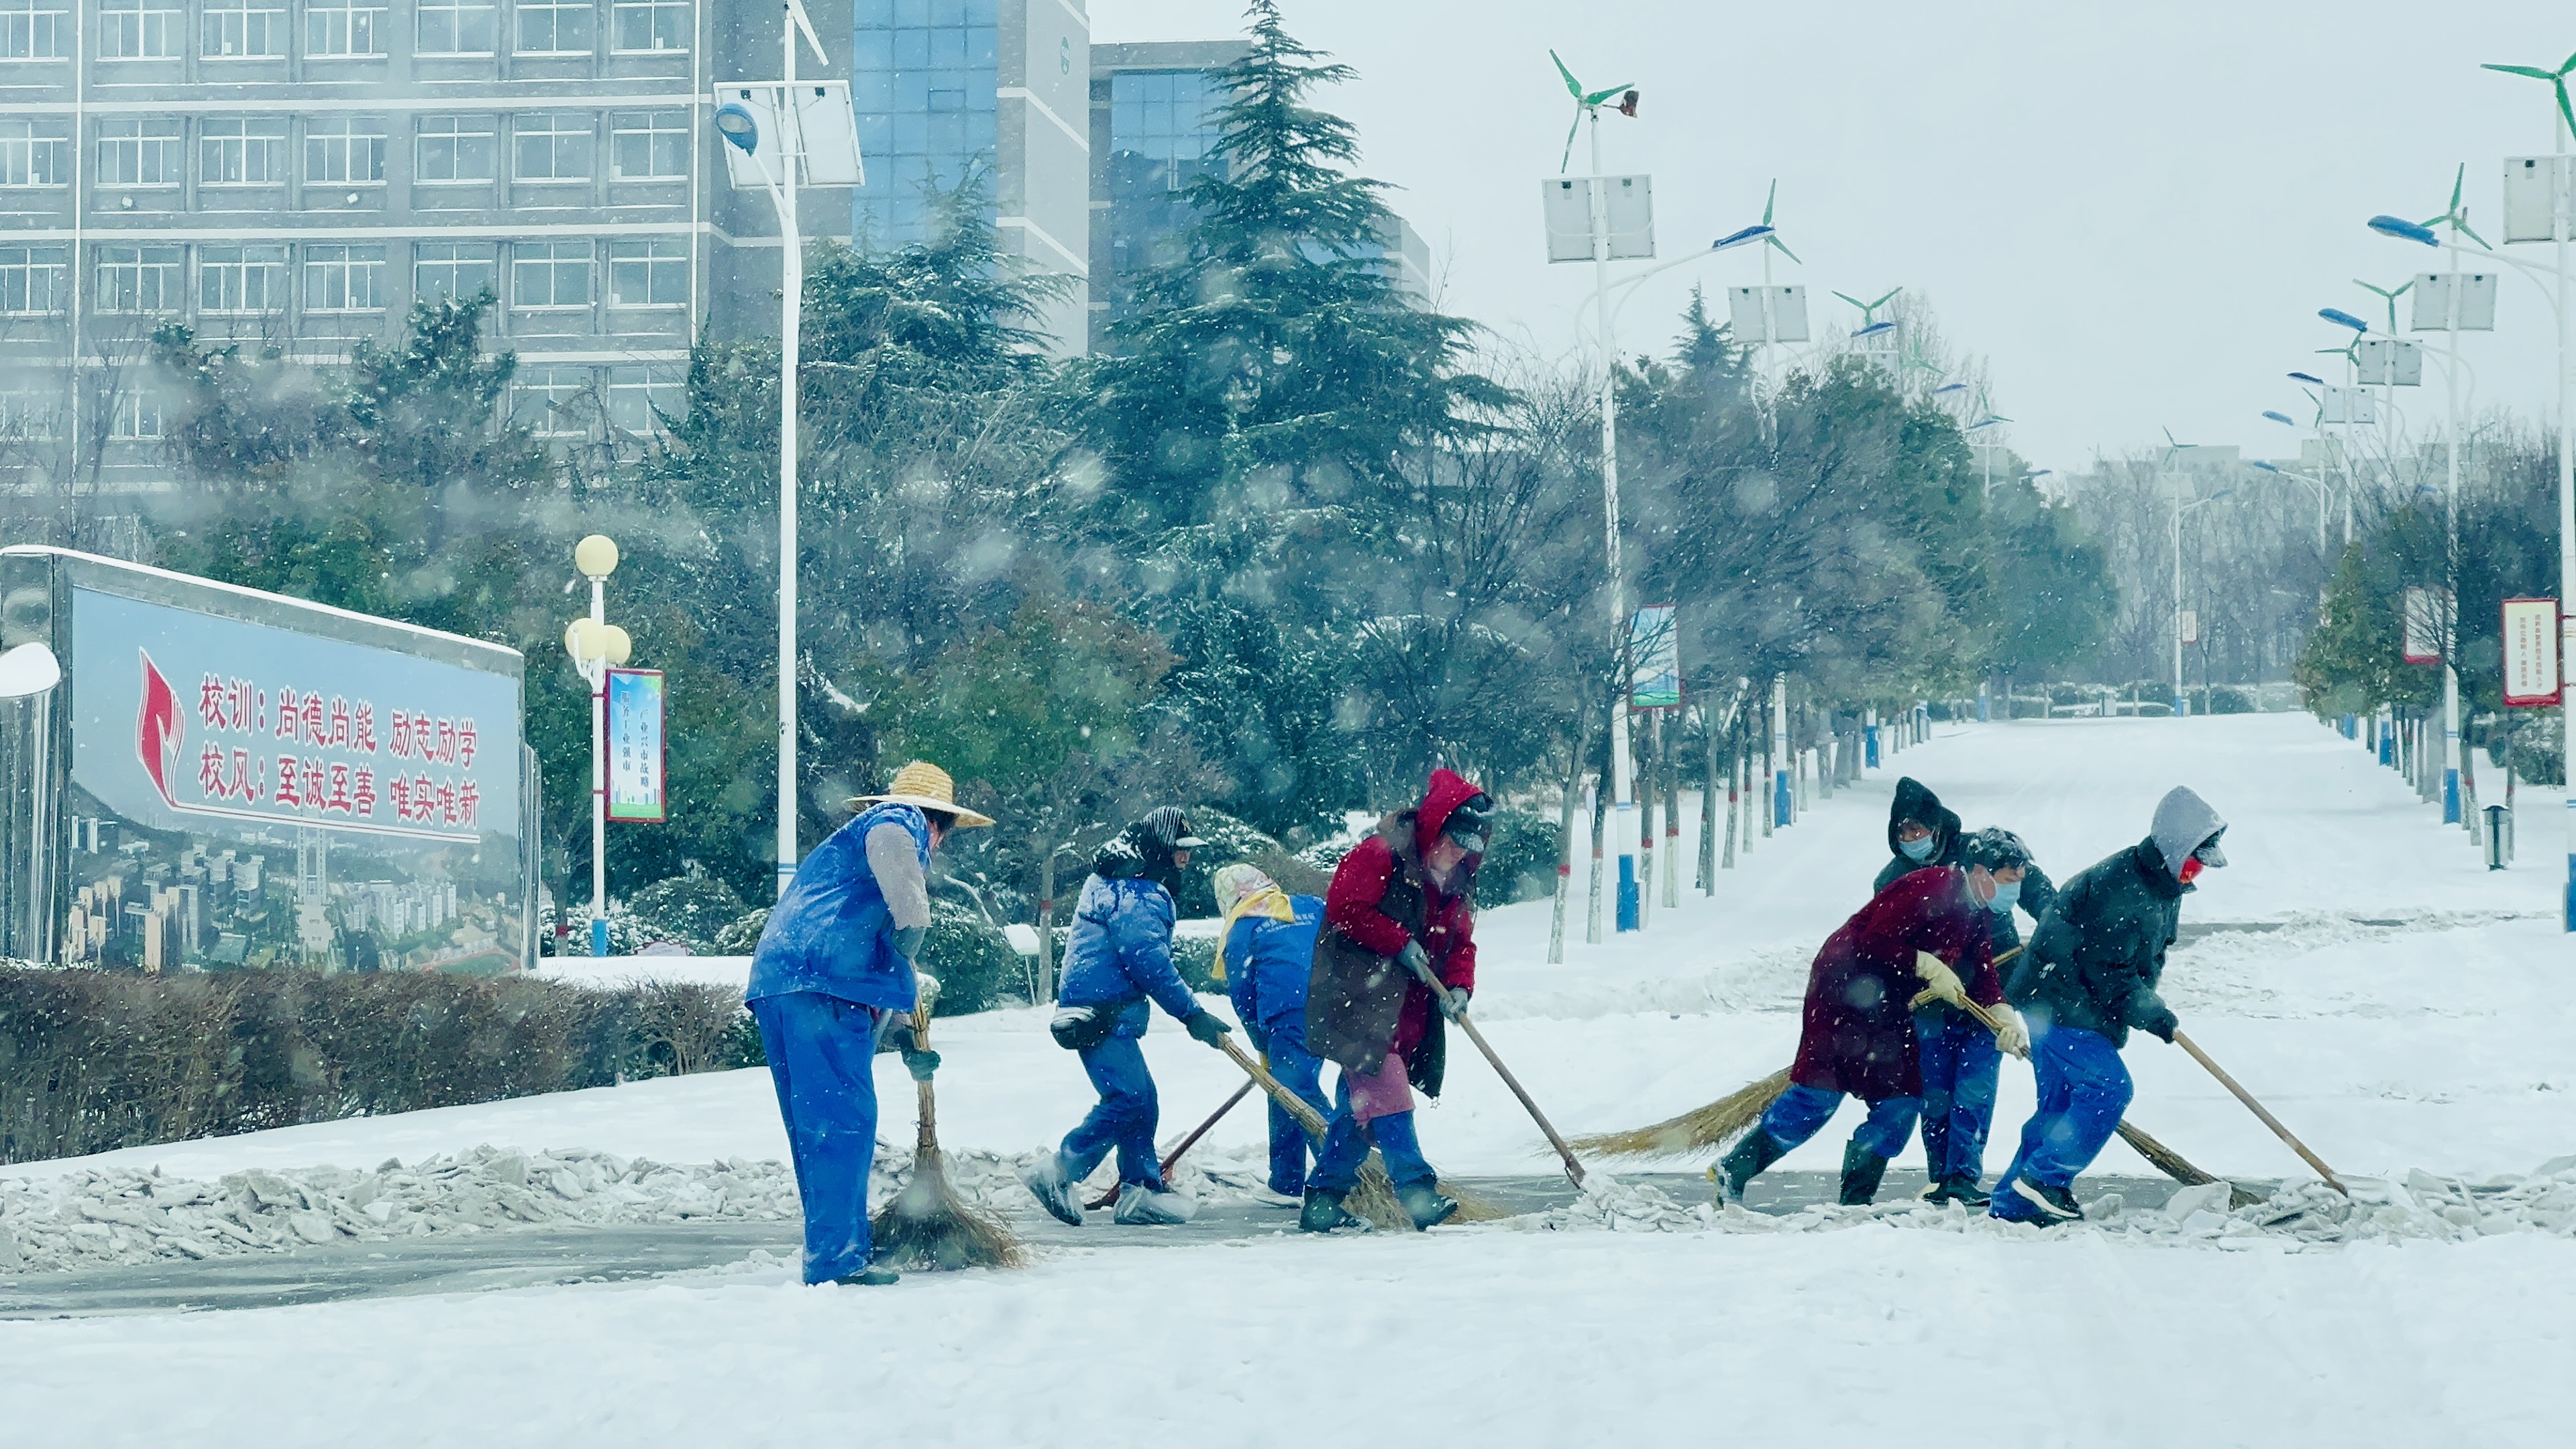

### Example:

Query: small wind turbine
xmin=2353 ymin=277 xmax=2414 ymax=335
xmin=2421 ymin=163 xmax=2491 ymax=248
xmin=1833 ymin=287 xmax=1901 ymax=331
xmin=2483 ymin=50 xmax=2576 ymax=138
xmin=1549 ymin=50 xmax=1637 ymax=174
xmin=1754 ymin=180 xmax=1802 ymax=268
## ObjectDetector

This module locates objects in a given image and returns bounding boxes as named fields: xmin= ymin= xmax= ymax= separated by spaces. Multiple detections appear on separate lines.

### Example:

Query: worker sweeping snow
xmin=1213 ymin=863 xmax=1332 ymax=1203
xmin=1020 ymin=807 xmax=1236 ymax=1228
xmin=1989 ymin=786 xmax=2228 ymax=1225
xmin=1872 ymin=777 xmax=2059 ymax=1206
xmin=1301 ymin=769 xmax=1494 ymax=1233
xmin=743 ymin=760 xmax=982 ymax=1287
xmin=1719 ymin=828 xmax=2033 ymax=1208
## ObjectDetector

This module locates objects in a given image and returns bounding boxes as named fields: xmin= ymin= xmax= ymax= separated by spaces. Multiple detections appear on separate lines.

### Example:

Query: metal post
xmin=589 ymin=575 xmax=608 ymax=957
xmin=775 ymin=9 xmax=804 ymax=901
xmin=2443 ymin=237 xmax=2465 ymax=828
xmin=2559 ymin=127 xmax=2576 ymax=930
xmin=2171 ymin=500 xmax=2186 ymax=716
xmin=1770 ymin=676 xmax=1790 ymax=828
xmin=1583 ymin=113 xmax=1639 ymax=933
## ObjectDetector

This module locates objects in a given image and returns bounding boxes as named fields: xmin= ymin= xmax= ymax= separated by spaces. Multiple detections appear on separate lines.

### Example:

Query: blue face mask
xmin=1898 ymin=835 xmax=1938 ymax=863
xmin=1983 ymin=877 xmax=2021 ymax=915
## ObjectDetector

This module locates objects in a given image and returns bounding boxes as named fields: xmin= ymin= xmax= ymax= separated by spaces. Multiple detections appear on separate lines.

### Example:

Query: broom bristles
xmin=1568 ymin=1066 xmax=1795 ymax=1161
xmin=870 ymin=1144 xmax=1026 ymax=1271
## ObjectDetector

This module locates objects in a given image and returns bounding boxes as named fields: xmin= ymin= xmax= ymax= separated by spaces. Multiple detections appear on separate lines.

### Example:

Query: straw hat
xmin=847 ymin=760 xmax=995 ymax=828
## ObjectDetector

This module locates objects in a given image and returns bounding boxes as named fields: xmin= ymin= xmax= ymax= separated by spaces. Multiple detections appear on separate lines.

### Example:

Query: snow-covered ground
xmin=5 ymin=714 xmax=2572 ymax=1445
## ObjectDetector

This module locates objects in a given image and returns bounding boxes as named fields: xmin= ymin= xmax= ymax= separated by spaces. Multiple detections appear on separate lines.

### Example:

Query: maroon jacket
xmin=1790 ymin=866 xmax=2000 ymax=1100
xmin=1305 ymin=768 xmax=1483 ymax=1078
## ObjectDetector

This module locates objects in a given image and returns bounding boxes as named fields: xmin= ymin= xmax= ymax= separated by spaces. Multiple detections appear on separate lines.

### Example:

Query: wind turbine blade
xmin=2451 ymin=162 xmax=2466 ymax=211
xmin=1550 ymin=49 xmax=1585 ymax=99
xmin=1560 ymin=112 xmax=1579 ymax=174
xmin=2483 ymin=64 xmax=2557 ymax=79
xmin=1763 ymin=178 xmax=1778 ymax=225
xmin=1833 ymin=291 xmax=1863 ymax=309
xmin=2559 ymin=49 xmax=2576 ymax=75
xmin=784 ymin=0 xmax=825 ymax=64
xmin=1870 ymin=288 xmax=1900 ymax=308
xmin=2555 ymin=80 xmax=2576 ymax=140
xmin=1584 ymin=85 xmax=1633 ymax=106
xmin=1768 ymin=235 xmax=1801 ymax=264
xmin=2459 ymin=219 xmax=2492 ymax=248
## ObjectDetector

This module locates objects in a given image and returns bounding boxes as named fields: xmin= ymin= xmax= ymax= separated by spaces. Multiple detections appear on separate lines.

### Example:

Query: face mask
xmin=1898 ymin=835 xmax=1938 ymax=863
xmin=1982 ymin=878 xmax=2021 ymax=915
xmin=2179 ymin=857 xmax=2204 ymax=885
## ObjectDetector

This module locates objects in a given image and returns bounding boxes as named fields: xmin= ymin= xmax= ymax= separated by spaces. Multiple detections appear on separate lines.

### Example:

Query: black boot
xmin=1943 ymin=1176 xmax=1992 ymax=1208
xmin=1714 ymin=1129 xmax=1787 ymax=1205
xmin=1395 ymin=1181 xmax=1459 ymax=1229
xmin=1299 ymin=1187 xmax=1354 ymax=1233
xmin=1839 ymin=1140 xmax=1890 ymax=1205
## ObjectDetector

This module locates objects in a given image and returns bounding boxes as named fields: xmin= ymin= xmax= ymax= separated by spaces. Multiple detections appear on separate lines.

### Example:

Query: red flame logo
xmin=138 ymin=649 xmax=180 ymax=806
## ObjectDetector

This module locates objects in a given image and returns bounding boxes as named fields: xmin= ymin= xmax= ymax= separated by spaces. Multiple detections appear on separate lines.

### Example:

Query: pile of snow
xmin=1505 ymin=1159 xmax=2576 ymax=1248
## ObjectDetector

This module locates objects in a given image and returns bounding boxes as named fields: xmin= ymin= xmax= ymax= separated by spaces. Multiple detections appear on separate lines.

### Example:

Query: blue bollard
xmin=1616 ymin=855 xmax=1640 ymax=932
xmin=1865 ymin=724 xmax=1880 ymax=769
xmin=591 ymin=916 xmax=610 ymax=957
xmin=1774 ymin=769 xmax=1792 ymax=828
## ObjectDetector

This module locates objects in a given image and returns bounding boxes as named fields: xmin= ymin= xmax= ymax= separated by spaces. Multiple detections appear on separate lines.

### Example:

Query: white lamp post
xmin=566 ymin=534 xmax=631 ymax=957
xmin=713 ymin=0 xmax=859 ymax=900
xmin=2172 ymin=491 xmax=2229 ymax=717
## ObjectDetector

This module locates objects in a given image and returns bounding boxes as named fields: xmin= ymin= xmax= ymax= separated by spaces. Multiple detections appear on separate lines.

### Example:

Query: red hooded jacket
xmin=1790 ymin=865 xmax=2000 ymax=1100
xmin=1307 ymin=768 xmax=1484 ymax=1073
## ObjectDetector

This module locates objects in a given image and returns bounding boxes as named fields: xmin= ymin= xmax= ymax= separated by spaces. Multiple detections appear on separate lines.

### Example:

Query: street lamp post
xmin=2172 ymin=491 xmax=2228 ymax=717
xmin=566 ymin=535 xmax=631 ymax=957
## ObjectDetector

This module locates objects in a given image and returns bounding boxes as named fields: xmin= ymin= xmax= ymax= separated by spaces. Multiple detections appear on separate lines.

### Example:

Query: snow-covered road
xmin=4 ymin=714 xmax=2571 ymax=1445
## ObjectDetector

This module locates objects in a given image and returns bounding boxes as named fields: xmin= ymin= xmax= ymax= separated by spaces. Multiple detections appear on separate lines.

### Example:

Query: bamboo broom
xmin=868 ymin=975 xmax=1024 ymax=1271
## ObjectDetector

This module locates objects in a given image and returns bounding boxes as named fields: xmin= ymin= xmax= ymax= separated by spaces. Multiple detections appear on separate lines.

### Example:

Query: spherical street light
xmin=574 ymin=533 xmax=620 ymax=580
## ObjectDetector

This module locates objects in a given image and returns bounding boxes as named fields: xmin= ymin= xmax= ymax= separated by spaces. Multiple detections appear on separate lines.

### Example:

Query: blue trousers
xmin=1917 ymin=1011 xmax=2002 ymax=1184
xmin=1758 ymin=1083 xmax=1923 ymax=1160
xmin=1061 ymin=1034 xmax=1164 ymax=1189
xmin=1991 ymin=1024 xmax=2133 ymax=1220
xmin=1311 ymin=1082 xmax=1436 ymax=1193
xmin=750 ymin=991 xmax=882 ymax=1285
xmin=1260 ymin=1018 xmax=1331 ymax=1195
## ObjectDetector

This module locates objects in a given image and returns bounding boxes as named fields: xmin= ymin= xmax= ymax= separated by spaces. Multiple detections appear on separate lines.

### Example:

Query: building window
xmin=0 ymin=0 xmax=68 ymax=60
xmin=415 ymin=241 xmax=494 ymax=301
xmin=96 ymin=0 xmax=178 ymax=58
xmin=305 ymin=118 xmax=386 ymax=184
xmin=109 ymin=388 xmax=164 ymax=439
xmin=0 ymin=245 xmax=64 ymax=313
xmin=415 ymin=115 xmax=495 ymax=182
xmin=303 ymin=244 xmax=384 ymax=311
xmin=609 ymin=0 xmax=683 ymax=52
xmin=0 ymin=119 xmax=67 ymax=186
xmin=203 ymin=0 xmax=284 ymax=58
xmin=0 ymin=384 xmax=58 ymax=439
xmin=305 ymin=1 xmax=384 ymax=56
xmin=511 ymin=241 xmax=590 ymax=309
xmin=511 ymin=363 xmax=592 ymax=435
xmin=94 ymin=244 xmax=181 ymax=313
xmin=606 ymin=237 xmax=685 ymax=307
xmin=415 ymin=0 xmax=492 ymax=54
xmin=609 ymin=110 xmax=686 ymax=179
xmin=608 ymin=364 xmax=681 ymax=433
xmin=199 ymin=118 xmax=286 ymax=186
xmin=850 ymin=3 xmax=999 ymax=248
xmin=199 ymin=244 xmax=287 ymax=315
xmin=514 ymin=0 xmax=588 ymax=53
xmin=97 ymin=119 xmax=182 ymax=187
xmin=513 ymin=114 xmax=592 ymax=183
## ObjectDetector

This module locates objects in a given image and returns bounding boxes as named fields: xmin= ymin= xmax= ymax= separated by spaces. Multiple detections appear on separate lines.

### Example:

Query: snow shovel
xmin=1399 ymin=953 xmax=1588 ymax=1188
xmin=1084 ymin=1079 xmax=1257 ymax=1211
xmin=2172 ymin=1030 xmax=2349 ymax=1194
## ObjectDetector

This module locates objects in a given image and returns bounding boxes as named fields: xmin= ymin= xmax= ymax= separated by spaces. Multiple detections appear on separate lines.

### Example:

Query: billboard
xmin=2402 ymin=586 xmax=2445 ymax=664
xmin=605 ymin=668 xmax=666 ymax=822
xmin=2502 ymin=598 xmax=2561 ymax=707
xmin=1629 ymin=604 xmax=1680 ymax=710
xmin=0 ymin=547 xmax=531 ymax=974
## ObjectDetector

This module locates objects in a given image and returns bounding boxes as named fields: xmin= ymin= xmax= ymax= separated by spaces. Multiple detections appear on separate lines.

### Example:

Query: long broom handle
xmin=2172 ymin=1030 xmax=2348 ymax=1194
xmin=1402 ymin=955 xmax=1587 ymax=1187
xmin=1218 ymin=1036 xmax=1335 ymax=1143
xmin=1085 ymin=1077 xmax=1258 ymax=1210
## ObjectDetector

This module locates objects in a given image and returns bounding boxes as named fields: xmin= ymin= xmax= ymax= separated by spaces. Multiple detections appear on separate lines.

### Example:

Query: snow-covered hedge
xmin=0 ymin=969 xmax=758 ymax=1166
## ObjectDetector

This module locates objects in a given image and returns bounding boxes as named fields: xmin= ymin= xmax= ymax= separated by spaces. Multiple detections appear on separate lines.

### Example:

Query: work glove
xmin=1397 ymin=940 xmax=1431 ymax=978
xmin=2137 ymin=1004 xmax=2180 ymax=1044
xmin=1913 ymin=951 xmax=1969 ymax=1009
xmin=1183 ymin=1010 xmax=1234 ymax=1048
xmin=1990 ymin=1010 xmax=2030 ymax=1059
xmin=894 ymin=924 xmax=926 ymax=965
xmin=1438 ymin=985 xmax=1472 ymax=1021
xmin=900 ymin=1044 xmax=942 ymax=1081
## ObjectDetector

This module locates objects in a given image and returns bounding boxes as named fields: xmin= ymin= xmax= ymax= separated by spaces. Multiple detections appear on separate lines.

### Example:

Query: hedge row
xmin=0 ymin=968 xmax=759 ymax=1166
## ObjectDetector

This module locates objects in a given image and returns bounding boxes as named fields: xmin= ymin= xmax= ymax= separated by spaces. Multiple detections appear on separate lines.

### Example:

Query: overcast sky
xmin=1095 ymin=0 xmax=2574 ymax=478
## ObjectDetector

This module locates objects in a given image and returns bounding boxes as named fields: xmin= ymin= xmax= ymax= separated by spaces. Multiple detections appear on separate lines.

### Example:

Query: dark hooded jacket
xmin=2006 ymin=787 xmax=2225 ymax=1048
xmin=1305 ymin=769 xmax=1485 ymax=1089
xmin=1872 ymin=776 xmax=2058 ymax=959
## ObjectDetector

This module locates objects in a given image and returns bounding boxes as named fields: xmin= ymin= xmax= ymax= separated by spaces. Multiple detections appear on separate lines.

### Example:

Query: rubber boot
xmin=832 ymin=1267 xmax=900 ymax=1287
xmin=1839 ymin=1140 xmax=1890 ymax=1205
xmin=1395 ymin=1181 xmax=1459 ymax=1229
xmin=1300 ymin=1187 xmax=1354 ymax=1233
xmin=1713 ymin=1128 xmax=1787 ymax=1205
xmin=1943 ymin=1176 xmax=1992 ymax=1208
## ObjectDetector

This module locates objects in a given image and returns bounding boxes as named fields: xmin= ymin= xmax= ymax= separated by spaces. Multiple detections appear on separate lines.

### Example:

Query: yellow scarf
xmin=1212 ymin=885 xmax=1297 ymax=985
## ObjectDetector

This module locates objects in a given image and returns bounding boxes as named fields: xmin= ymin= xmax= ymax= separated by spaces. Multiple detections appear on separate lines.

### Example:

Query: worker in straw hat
xmin=745 ymin=759 xmax=992 ymax=1287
